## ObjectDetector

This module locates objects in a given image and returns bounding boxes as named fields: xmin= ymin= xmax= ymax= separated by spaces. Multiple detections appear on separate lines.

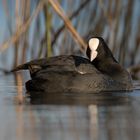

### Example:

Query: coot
xmin=12 ymin=37 xmax=133 ymax=93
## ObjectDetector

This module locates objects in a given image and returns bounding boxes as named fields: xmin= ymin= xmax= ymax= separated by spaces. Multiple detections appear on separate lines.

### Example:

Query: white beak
xmin=90 ymin=50 xmax=98 ymax=61
xmin=88 ymin=38 xmax=99 ymax=61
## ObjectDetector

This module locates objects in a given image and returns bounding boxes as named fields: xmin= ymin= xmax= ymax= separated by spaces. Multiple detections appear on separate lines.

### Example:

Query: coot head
xmin=86 ymin=37 xmax=131 ymax=80
xmin=86 ymin=37 xmax=117 ymax=63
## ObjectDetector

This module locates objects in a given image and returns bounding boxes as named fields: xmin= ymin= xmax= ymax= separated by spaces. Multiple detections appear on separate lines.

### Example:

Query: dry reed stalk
xmin=2 ymin=0 xmax=13 ymax=35
xmin=51 ymin=0 xmax=91 ymax=46
xmin=48 ymin=0 xmax=86 ymax=53
xmin=44 ymin=3 xmax=52 ymax=57
xmin=112 ymin=1 xmax=121 ymax=54
xmin=14 ymin=0 xmax=21 ymax=67
xmin=21 ymin=0 xmax=30 ymax=64
xmin=119 ymin=0 xmax=134 ymax=65
xmin=0 ymin=0 xmax=46 ymax=52
xmin=98 ymin=0 xmax=112 ymax=27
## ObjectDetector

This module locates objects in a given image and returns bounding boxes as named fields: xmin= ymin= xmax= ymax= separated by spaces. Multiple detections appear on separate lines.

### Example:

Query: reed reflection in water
xmin=0 ymin=74 xmax=140 ymax=140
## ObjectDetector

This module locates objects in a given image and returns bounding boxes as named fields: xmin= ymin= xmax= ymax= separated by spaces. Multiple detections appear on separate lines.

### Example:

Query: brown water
xmin=0 ymin=74 xmax=140 ymax=140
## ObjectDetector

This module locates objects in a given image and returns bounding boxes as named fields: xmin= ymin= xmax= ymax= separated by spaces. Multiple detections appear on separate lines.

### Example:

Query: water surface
xmin=0 ymin=74 xmax=140 ymax=140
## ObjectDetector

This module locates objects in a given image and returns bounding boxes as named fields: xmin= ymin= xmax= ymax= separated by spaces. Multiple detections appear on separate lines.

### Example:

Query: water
xmin=0 ymin=74 xmax=140 ymax=140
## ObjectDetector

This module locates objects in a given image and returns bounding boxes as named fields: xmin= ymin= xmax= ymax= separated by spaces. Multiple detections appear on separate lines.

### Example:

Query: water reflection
xmin=29 ymin=91 xmax=131 ymax=106
xmin=14 ymin=73 xmax=24 ymax=104
xmin=0 ymin=75 xmax=140 ymax=140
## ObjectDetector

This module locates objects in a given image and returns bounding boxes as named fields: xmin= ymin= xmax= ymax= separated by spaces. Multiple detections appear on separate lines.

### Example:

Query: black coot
xmin=12 ymin=37 xmax=133 ymax=93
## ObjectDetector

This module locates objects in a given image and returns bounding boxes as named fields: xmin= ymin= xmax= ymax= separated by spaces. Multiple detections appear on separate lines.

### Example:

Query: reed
xmin=0 ymin=0 xmax=139 ymax=69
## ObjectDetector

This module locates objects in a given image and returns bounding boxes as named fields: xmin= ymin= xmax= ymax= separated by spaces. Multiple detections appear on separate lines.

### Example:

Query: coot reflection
xmin=28 ymin=91 xmax=131 ymax=105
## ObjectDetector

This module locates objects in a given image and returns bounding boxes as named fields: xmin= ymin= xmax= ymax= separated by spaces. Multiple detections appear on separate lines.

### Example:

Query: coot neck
xmin=92 ymin=57 xmax=120 ymax=76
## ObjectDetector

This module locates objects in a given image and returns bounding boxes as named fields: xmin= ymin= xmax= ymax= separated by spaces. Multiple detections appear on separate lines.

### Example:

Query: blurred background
xmin=0 ymin=0 xmax=140 ymax=72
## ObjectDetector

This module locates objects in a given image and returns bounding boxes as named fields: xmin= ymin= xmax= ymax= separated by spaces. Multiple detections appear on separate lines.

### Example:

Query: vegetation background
xmin=0 ymin=0 xmax=140 ymax=71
